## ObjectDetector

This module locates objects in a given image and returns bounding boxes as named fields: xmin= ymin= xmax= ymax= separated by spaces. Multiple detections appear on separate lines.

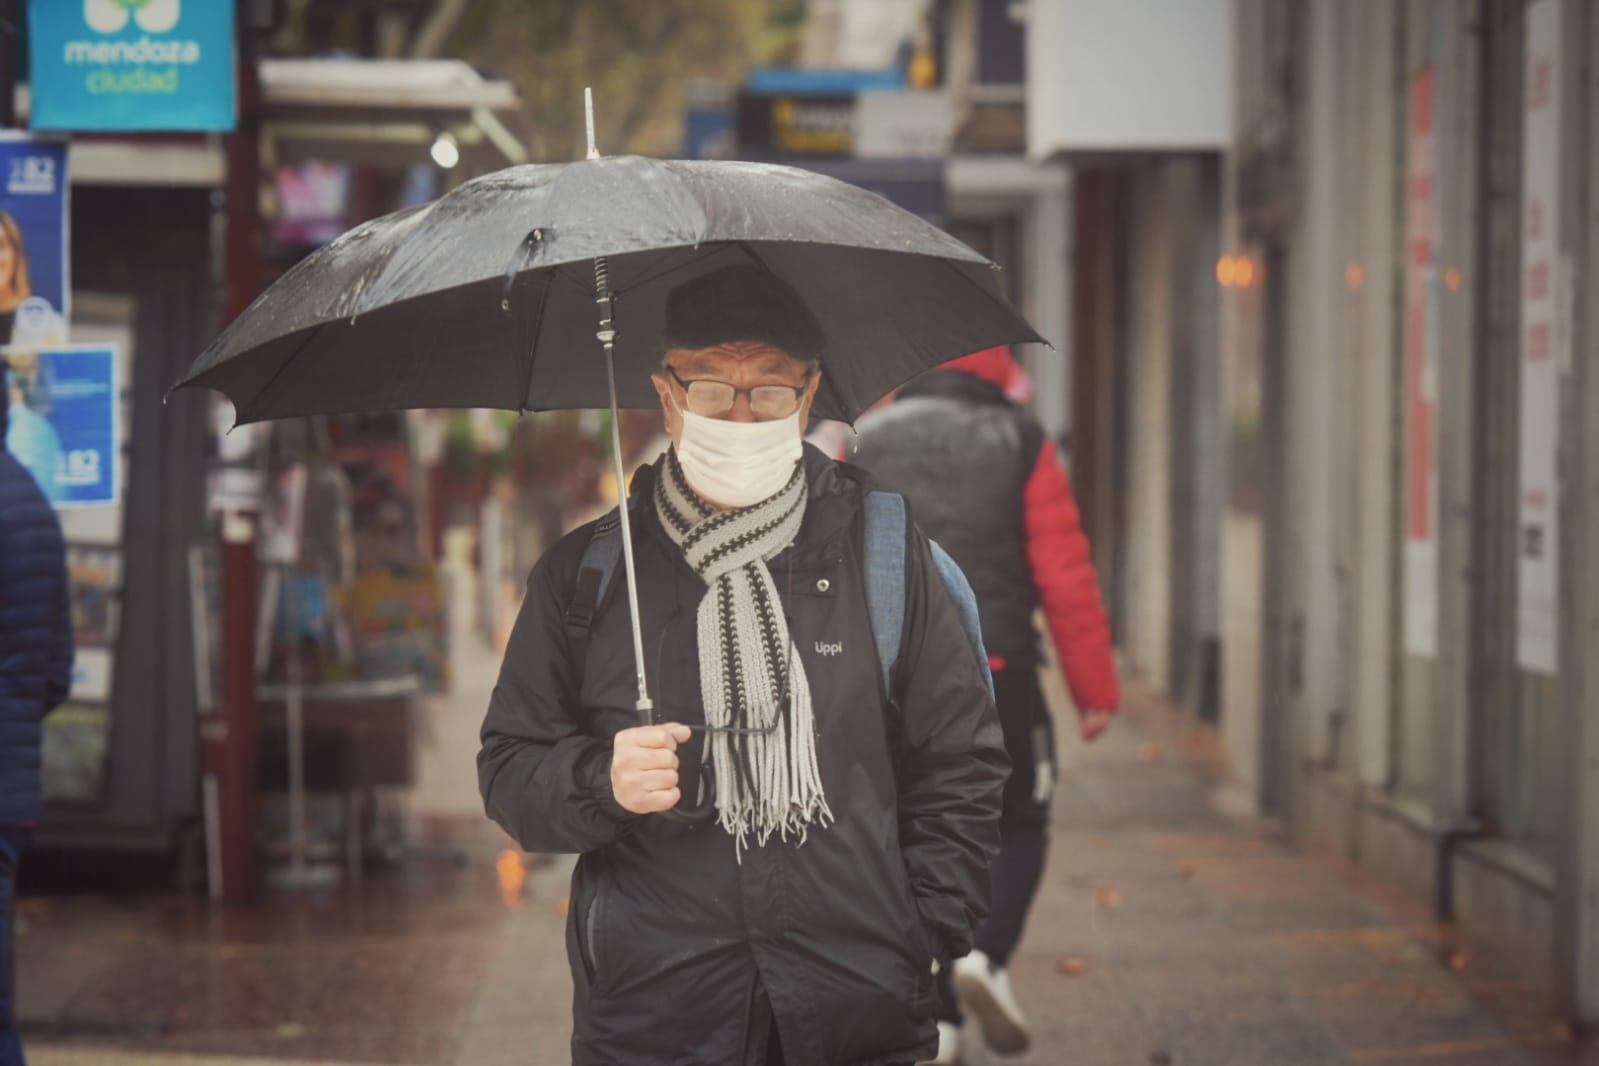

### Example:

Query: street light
xmin=430 ymin=131 xmax=460 ymax=170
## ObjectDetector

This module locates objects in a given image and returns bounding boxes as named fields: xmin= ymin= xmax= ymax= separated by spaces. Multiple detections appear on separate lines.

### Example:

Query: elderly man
xmin=479 ymin=264 xmax=1008 ymax=1066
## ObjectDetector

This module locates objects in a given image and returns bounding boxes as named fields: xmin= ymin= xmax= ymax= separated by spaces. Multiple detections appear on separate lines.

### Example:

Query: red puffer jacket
xmin=939 ymin=348 xmax=1118 ymax=714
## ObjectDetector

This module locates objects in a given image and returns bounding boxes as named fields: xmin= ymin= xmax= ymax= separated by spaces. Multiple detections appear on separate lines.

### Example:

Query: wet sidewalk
xmin=964 ymin=687 xmax=1592 ymax=1066
xmin=18 ymin=684 xmax=1595 ymax=1066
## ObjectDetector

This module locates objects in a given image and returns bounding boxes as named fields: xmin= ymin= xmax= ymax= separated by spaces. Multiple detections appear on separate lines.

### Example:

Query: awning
xmin=13 ymin=84 xmax=225 ymax=186
xmin=14 ymin=58 xmax=526 ymax=187
xmin=260 ymin=58 xmax=526 ymax=170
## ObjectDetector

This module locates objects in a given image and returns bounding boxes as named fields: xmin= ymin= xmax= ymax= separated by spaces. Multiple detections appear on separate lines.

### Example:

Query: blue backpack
xmin=563 ymin=491 xmax=994 ymax=703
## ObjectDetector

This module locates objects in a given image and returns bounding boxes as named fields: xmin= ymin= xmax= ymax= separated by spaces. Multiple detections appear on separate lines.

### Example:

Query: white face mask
xmin=671 ymin=395 xmax=803 ymax=508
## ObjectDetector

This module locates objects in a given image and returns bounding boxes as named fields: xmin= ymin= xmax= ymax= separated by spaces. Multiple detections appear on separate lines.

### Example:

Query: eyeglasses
xmin=668 ymin=368 xmax=807 ymax=421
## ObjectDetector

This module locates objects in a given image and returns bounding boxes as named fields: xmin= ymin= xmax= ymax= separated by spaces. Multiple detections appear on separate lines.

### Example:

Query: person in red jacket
xmin=851 ymin=346 xmax=1118 ymax=1064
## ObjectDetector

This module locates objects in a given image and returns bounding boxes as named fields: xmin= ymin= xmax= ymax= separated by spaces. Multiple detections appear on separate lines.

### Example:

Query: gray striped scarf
xmin=654 ymin=448 xmax=833 ymax=852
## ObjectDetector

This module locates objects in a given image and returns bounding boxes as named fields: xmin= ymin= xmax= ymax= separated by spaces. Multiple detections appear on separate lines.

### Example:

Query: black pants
xmin=936 ymin=666 xmax=1054 ymax=1024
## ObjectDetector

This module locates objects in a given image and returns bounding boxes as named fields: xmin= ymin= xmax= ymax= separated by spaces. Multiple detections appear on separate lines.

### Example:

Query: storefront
xmin=33 ymin=142 xmax=221 ymax=857
xmin=1028 ymin=0 xmax=1231 ymax=720
xmin=1226 ymin=0 xmax=1591 ymax=1006
xmin=1087 ymin=0 xmax=1599 ymax=1026
xmin=218 ymin=57 xmax=523 ymax=887
xmin=26 ymin=47 xmax=522 ymax=893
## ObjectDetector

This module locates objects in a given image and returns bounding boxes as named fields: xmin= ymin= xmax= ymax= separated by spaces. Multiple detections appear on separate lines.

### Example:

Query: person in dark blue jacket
xmin=0 ymin=363 xmax=74 ymax=1065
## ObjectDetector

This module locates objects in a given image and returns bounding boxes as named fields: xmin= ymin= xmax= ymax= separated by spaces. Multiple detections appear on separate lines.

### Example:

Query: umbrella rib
xmin=550 ymin=263 xmax=596 ymax=295
xmin=935 ymin=257 xmax=1046 ymax=346
xmin=239 ymin=322 xmax=325 ymax=424
xmin=732 ymin=241 xmax=853 ymax=419
xmin=610 ymin=243 xmax=742 ymax=299
xmin=519 ymin=272 xmax=554 ymax=412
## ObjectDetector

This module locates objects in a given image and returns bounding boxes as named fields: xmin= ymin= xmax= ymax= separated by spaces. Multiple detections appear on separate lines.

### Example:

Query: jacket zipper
xmin=584 ymin=886 xmax=604 ymax=980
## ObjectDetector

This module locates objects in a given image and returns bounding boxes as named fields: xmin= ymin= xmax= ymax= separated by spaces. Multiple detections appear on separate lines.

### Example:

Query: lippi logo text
xmin=814 ymin=641 xmax=844 ymax=657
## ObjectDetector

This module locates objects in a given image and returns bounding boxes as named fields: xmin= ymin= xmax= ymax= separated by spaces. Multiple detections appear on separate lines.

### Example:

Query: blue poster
xmin=29 ymin=0 xmax=236 ymax=132
xmin=4 ymin=345 xmax=119 ymax=507
xmin=0 ymin=135 xmax=69 ymax=345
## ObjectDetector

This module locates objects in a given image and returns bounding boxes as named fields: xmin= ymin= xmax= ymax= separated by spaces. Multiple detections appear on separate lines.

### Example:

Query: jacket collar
xmin=629 ymin=443 xmax=866 ymax=564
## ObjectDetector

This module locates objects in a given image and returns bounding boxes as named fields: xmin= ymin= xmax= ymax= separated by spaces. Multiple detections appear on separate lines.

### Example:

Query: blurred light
xmin=907 ymin=48 xmax=937 ymax=89
xmin=430 ymin=131 xmax=460 ymax=170
xmin=598 ymin=468 xmax=620 ymax=505
xmin=1216 ymin=256 xmax=1236 ymax=287
xmin=1444 ymin=268 xmax=1462 ymax=291
xmin=496 ymin=849 xmax=526 ymax=908
xmin=1346 ymin=263 xmax=1366 ymax=290
xmin=1235 ymin=257 xmax=1255 ymax=288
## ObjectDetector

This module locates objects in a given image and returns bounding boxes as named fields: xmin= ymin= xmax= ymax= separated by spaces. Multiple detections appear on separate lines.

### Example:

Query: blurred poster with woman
xmin=0 ymin=133 xmax=68 ymax=348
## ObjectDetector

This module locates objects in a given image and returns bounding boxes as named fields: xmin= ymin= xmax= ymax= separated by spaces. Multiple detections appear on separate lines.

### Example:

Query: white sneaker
xmin=952 ymin=950 xmax=1030 ymax=1054
xmin=919 ymin=1021 xmax=962 ymax=1065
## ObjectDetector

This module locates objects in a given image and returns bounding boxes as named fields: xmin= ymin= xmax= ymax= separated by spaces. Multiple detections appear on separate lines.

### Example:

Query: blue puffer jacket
xmin=0 ymin=382 xmax=74 ymax=825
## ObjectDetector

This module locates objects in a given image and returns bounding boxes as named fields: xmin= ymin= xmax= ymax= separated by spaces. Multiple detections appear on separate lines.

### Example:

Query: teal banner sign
xmin=28 ymin=0 xmax=236 ymax=132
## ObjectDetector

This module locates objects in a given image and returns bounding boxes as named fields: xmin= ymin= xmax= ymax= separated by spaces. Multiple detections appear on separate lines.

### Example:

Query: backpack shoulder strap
xmin=928 ymin=539 xmax=995 ymax=699
xmin=564 ymin=505 xmax=625 ymax=647
xmin=862 ymin=491 xmax=908 ymax=696
xmin=863 ymin=490 xmax=995 ymax=701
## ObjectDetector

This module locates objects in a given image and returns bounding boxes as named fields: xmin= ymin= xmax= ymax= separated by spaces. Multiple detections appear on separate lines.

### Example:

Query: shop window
xmin=1481 ymin=0 xmax=1565 ymax=857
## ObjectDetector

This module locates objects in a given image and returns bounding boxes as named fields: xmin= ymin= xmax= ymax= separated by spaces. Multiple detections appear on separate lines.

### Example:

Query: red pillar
xmin=207 ymin=3 xmax=263 ymax=905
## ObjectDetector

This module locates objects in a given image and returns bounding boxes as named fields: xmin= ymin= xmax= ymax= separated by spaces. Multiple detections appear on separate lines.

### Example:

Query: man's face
xmin=651 ymin=341 xmax=820 ymax=449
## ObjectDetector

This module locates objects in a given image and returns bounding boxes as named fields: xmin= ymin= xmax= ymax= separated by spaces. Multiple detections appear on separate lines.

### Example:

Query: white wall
xmin=801 ymin=0 xmax=928 ymax=68
xmin=1217 ymin=190 xmax=1263 ymax=810
xmin=1024 ymin=181 xmax=1072 ymax=438
xmin=1350 ymin=5 xmax=1399 ymax=790
xmin=1126 ymin=167 xmax=1174 ymax=686
xmin=1284 ymin=0 xmax=1349 ymax=768
xmin=947 ymin=156 xmax=1073 ymax=438
xmin=1028 ymin=0 xmax=1234 ymax=156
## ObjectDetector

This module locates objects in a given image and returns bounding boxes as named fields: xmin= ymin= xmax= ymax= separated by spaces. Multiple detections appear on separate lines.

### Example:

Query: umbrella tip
xmin=584 ymin=88 xmax=599 ymax=161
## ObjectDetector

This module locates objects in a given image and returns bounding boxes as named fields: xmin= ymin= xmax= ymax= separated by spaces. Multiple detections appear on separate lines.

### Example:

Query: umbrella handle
xmin=637 ymin=701 xmax=718 ymax=825
xmin=661 ymin=802 xmax=717 ymax=826
xmin=660 ymin=764 xmax=718 ymax=826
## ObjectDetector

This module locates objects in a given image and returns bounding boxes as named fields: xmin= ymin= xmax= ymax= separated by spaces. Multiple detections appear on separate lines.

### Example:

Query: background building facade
xmin=1031 ymin=0 xmax=1599 ymax=1026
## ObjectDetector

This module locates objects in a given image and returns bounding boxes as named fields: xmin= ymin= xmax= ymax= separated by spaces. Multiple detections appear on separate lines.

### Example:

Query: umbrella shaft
xmin=595 ymin=262 xmax=652 ymax=722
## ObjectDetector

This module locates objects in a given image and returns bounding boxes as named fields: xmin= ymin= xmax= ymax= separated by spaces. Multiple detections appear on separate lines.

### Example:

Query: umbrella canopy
xmin=175 ymin=155 xmax=1043 ymax=424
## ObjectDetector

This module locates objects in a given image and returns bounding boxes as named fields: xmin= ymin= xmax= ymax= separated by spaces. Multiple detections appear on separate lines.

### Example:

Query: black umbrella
xmin=175 ymin=94 xmax=1043 ymax=724
xmin=175 ymin=174 xmax=1039 ymax=425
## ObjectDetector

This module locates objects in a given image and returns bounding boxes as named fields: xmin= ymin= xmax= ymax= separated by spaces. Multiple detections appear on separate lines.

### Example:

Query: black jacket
xmin=0 ymin=388 xmax=74 ymax=826
xmin=479 ymin=446 xmax=1007 ymax=1065
xmin=853 ymin=371 xmax=1044 ymax=667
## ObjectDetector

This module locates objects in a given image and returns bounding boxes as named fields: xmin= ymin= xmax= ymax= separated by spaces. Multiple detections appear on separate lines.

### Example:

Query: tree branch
xmin=411 ymin=0 xmax=475 ymax=59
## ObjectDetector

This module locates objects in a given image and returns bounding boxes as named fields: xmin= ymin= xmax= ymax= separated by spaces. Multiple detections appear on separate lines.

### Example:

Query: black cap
xmin=662 ymin=263 xmax=824 ymax=365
